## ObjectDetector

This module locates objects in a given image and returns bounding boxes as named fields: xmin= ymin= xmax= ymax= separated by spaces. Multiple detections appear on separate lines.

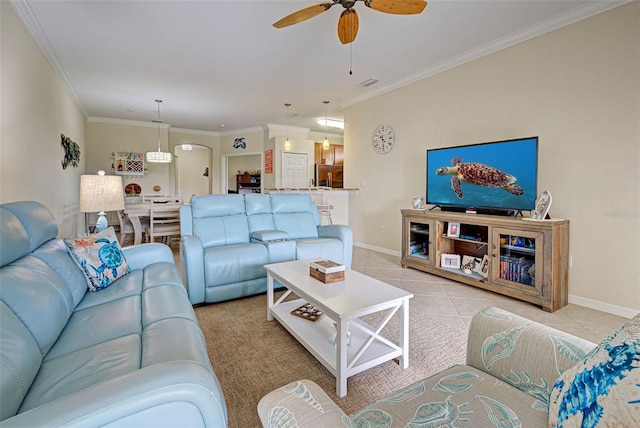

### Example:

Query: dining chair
xmin=116 ymin=210 xmax=149 ymax=246
xmin=145 ymin=204 xmax=181 ymax=245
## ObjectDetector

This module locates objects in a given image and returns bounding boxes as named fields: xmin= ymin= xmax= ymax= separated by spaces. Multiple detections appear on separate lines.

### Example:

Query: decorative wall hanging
xmin=61 ymin=134 xmax=80 ymax=169
xmin=233 ymin=138 xmax=247 ymax=149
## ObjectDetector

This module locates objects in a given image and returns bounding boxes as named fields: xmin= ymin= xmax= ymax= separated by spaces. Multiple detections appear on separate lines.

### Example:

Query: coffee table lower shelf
xmin=270 ymin=298 xmax=402 ymax=390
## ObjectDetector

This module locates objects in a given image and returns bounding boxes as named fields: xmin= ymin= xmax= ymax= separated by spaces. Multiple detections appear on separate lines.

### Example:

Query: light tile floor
xmin=350 ymin=246 xmax=629 ymax=344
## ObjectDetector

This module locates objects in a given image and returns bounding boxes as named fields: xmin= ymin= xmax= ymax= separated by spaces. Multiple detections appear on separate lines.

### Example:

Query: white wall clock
xmin=372 ymin=125 xmax=395 ymax=154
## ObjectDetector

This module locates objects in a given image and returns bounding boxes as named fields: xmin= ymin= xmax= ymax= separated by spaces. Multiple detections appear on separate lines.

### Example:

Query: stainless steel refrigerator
xmin=314 ymin=164 xmax=343 ymax=188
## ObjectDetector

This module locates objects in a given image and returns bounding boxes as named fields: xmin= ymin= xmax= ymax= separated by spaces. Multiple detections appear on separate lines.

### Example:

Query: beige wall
xmin=170 ymin=130 xmax=219 ymax=193
xmin=344 ymin=2 xmax=640 ymax=314
xmin=86 ymin=121 xmax=174 ymax=198
xmin=0 ymin=3 xmax=86 ymax=236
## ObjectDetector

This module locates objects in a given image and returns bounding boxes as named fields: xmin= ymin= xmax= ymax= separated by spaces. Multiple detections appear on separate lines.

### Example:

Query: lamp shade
xmin=80 ymin=174 xmax=125 ymax=213
xmin=145 ymin=151 xmax=172 ymax=163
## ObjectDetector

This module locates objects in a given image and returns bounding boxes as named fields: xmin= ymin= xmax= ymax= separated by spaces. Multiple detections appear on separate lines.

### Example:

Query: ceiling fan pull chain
xmin=349 ymin=42 xmax=353 ymax=75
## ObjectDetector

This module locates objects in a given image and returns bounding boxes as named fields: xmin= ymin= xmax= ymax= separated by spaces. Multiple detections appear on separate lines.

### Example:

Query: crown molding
xmin=218 ymin=126 xmax=265 ymax=137
xmin=88 ymin=117 xmax=170 ymax=130
xmin=11 ymin=0 xmax=88 ymax=119
xmin=342 ymin=0 xmax=631 ymax=108
xmin=266 ymin=124 xmax=310 ymax=133
xmin=170 ymin=127 xmax=220 ymax=137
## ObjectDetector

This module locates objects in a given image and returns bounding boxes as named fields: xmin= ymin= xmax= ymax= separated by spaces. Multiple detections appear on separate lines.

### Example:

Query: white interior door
xmin=282 ymin=152 xmax=308 ymax=188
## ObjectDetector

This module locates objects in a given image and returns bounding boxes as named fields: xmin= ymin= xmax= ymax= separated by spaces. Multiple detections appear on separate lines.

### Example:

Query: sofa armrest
xmin=180 ymin=235 xmax=205 ymax=305
xmin=122 ymin=243 xmax=174 ymax=270
xmin=317 ymin=225 xmax=353 ymax=268
xmin=257 ymin=380 xmax=346 ymax=427
xmin=466 ymin=307 xmax=597 ymax=401
xmin=251 ymin=230 xmax=290 ymax=242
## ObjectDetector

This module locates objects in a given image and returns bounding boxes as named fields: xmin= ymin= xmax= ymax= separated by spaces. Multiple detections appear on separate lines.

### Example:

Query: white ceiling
xmin=14 ymin=0 xmax=626 ymax=135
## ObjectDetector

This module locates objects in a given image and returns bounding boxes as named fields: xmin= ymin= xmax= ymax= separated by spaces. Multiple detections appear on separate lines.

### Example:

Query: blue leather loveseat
xmin=179 ymin=193 xmax=353 ymax=305
xmin=0 ymin=201 xmax=227 ymax=427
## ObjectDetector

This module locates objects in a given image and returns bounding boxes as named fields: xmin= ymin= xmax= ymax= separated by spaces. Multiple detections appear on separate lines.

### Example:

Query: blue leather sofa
xmin=0 ymin=201 xmax=227 ymax=427
xmin=179 ymin=193 xmax=353 ymax=305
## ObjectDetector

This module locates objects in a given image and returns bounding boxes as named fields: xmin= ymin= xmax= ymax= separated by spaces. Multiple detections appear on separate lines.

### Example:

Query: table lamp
xmin=80 ymin=170 xmax=125 ymax=232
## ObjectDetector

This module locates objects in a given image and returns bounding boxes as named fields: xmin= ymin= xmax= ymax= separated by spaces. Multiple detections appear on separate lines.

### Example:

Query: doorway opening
xmin=174 ymin=144 xmax=212 ymax=203
xmin=221 ymin=152 xmax=263 ymax=194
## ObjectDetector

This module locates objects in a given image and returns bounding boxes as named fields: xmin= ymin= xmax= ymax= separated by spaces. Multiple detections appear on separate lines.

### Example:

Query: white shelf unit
xmin=112 ymin=152 xmax=145 ymax=176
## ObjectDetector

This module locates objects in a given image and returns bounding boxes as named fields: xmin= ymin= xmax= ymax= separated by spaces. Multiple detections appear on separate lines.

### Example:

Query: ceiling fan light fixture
xmin=145 ymin=99 xmax=172 ymax=163
xmin=273 ymin=0 xmax=427 ymax=44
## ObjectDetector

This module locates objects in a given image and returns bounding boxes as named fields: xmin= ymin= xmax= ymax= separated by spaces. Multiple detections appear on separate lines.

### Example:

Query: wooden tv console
xmin=401 ymin=209 xmax=569 ymax=312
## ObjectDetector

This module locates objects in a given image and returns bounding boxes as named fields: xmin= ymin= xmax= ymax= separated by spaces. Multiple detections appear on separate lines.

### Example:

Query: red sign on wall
xmin=265 ymin=149 xmax=273 ymax=174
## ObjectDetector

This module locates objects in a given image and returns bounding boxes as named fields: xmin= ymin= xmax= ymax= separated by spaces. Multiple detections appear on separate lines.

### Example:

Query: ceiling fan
xmin=273 ymin=0 xmax=428 ymax=44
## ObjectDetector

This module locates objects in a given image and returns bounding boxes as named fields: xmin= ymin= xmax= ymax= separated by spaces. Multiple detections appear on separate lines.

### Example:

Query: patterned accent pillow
xmin=64 ymin=227 xmax=130 ymax=291
xmin=548 ymin=313 xmax=640 ymax=427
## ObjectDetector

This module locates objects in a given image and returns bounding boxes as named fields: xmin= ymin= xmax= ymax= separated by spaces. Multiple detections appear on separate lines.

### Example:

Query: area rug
xmin=195 ymin=293 xmax=467 ymax=427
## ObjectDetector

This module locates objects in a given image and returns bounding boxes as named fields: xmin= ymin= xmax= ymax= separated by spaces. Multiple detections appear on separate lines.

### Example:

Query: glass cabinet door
xmin=403 ymin=217 xmax=433 ymax=266
xmin=492 ymin=227 xmax=545 ymax=298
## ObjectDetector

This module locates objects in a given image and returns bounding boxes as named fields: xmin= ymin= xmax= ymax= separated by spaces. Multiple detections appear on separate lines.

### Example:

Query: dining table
xmin=124 ymin=202 xmax=182 ymax=245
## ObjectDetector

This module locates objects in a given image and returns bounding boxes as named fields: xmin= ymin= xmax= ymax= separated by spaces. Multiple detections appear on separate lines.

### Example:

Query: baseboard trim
xmin=354 ymin=242 xmax=401 ymax=258
xmin=568 ymin=294 xmax=638 ymax=319
xmin=354 ymin=243 xmax=638 ymax=319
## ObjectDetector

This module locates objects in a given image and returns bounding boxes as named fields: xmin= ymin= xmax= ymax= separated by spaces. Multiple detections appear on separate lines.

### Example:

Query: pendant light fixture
xmin=284 ymin=103 xmax=292 ymax=151
xmin=322 ymin=100 xmax=330 ymax=150
xmin=145 ymin=99 xmax=172 ymax=163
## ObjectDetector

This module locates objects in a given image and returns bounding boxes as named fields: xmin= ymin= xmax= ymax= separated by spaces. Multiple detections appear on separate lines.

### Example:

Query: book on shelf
xmin=499 ymin=255 xmax=534 ymax=285
xmin=310 ymin=260 xmax=345 ymax=274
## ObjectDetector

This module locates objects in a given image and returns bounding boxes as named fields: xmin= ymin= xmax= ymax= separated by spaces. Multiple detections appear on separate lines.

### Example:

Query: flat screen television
xmin=426 ymin=136 xmax=538 ymax=213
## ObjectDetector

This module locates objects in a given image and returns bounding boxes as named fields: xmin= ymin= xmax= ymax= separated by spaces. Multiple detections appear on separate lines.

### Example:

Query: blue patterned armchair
xmin=258 ymin=307 xmax=640 ymax=427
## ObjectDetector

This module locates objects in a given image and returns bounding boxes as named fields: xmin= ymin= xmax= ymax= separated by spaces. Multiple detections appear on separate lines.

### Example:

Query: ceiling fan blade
xmin=338 ymin=8 xmax=359 ymax=44
xmin=365 ymin=0 xmax=427 ymax=15
xmin=273 ymin=3 xmax=334 ymax=28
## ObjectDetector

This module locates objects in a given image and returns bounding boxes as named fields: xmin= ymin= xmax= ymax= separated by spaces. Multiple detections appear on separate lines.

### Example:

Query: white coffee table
xmin=265 ymin=259 xmax=413 ymax=397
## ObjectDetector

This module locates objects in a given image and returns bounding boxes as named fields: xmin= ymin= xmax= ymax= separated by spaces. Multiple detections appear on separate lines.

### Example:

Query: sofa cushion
xmin=33 ymin=239 xmax=88 ymax=308
xmin=192 ymin=194 xmax=245 ymax=218
xmin=295 ymin=238 xmax=344 ymax=263
xmin=273 ymin=213 xmax=319 ymax=239
xmin=548 ymin=313 xmax=640 ymax=427
xmin=0 ymin=201 xmax=58 ymax=253
xmin=244 ymin=193 xmax=272 ymax=215
xmin=0 ymin=302 xmax=42 ymax=421
xmin=203 ymin=243 xmax=268 ymax=287
xmin=64 ymin=227 xmax=130 ymax=291
xmin=1 ymin=255 xmax=75 ymax=355
xmin=246 ymin=194 xmax=276 ymax=233
xmin=0 ymin=207 xmax=31 ymax=266
xmin=194 ymin=214 xmax=250 ymax=247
